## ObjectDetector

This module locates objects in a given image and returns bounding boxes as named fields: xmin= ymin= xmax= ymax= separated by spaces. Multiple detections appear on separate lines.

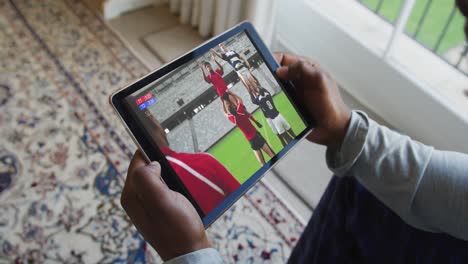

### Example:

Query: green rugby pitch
xmin=208 ymin=92 xmax=307 ymax=183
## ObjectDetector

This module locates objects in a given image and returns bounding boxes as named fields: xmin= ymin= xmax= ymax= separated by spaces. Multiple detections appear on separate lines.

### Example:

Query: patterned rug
xmin=0 ymin=0 xmax=304 ymax=263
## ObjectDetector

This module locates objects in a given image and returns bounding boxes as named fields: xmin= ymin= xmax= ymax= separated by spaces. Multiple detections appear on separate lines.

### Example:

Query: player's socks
xmin=282 ymin=132 xmax=293 ymax=144
xmin=277 ymin=135 xmax=287 ymax=147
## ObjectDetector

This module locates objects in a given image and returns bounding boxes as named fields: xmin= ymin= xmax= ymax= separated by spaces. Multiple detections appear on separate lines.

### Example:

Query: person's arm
xmin=212 ymin=55 xmax=224 ymax=75
xmin=232 ymin=96 xmax=254 ymax=120
xmin=221 ymin=100 xmax=228 ymax=115
xmin=197 ymin=61 xmax=210 ymax=83
xmin=211 ymin=49 xmax=223 ymax=60
xmin=274 ymin=52 xmax=468 ymax=241
xmin=230 ymin=92 xmax=243 ymax=106
xmin=231 ymin=94 xmax=251 ymax=117
xmin=250 ymin=92 xmax=259 ymax=105
xmin=238 ymin=51 xmax=252 ymax=69
xmin=326 ymin=111 xmax=468 ymax=240
xmin=248 ymin=89 xmax=260 ymax=105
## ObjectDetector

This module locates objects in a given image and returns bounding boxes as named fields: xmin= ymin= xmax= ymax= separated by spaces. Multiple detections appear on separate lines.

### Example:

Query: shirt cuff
xmin=326 ymin=110 xmax=369 ymax=176
xmin=164 ymin=248 xmax=224 ymax=264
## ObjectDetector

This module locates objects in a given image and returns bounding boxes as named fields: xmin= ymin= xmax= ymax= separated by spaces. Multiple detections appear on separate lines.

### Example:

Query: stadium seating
xmin=166 ymin=120 xmax=194 ymax=152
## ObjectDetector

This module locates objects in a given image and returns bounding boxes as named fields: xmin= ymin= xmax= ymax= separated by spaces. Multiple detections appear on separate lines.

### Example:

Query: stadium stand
xmin=166 ymin=119 xmax=194 ymax=153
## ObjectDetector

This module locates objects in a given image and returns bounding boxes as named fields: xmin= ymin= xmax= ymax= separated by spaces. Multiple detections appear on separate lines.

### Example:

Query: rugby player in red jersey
xmin=142 ymin=110 xmax=240 ymax=215
xmin=222 ymin=93 xmax=275 ymax=166
xmin=197 ymin=55 xmax=262 ymax=128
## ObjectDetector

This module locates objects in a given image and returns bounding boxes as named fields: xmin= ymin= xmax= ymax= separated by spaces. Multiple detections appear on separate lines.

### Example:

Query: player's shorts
xmin=236 ymin=67 xmax=254 ymax=81
xmin=266 ymin=114 xmax=291 ymax=134
xmin=249 ymin=132 xmax=266 ymax=151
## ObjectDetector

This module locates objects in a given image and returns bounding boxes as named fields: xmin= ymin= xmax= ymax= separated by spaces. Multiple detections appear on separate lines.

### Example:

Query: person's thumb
xmin=277 ymin=61 xmax=319 ymax=83
xmin=130 ymin=162 xmax=170 ymax=210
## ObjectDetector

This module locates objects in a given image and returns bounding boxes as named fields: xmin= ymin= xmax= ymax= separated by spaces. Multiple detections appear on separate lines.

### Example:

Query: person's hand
xmin=274 ymin=52 xmax=351 ymax=152
xmin=210 ymin=54 xmax=215 ymax=61
xmin=197 ymin=60 xmax=202 ymax=68
xmin=121 ymin=151 xmax=211 ymax=261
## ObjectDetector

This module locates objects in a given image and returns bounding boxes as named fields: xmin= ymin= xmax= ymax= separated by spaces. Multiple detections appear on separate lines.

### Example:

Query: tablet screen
xmin=124 ymin=31 xmax=307 ymax=218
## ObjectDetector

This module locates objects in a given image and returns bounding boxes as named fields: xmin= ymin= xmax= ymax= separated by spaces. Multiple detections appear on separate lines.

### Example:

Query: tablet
xmin=110 ymin=21 xmax=314 ymax=227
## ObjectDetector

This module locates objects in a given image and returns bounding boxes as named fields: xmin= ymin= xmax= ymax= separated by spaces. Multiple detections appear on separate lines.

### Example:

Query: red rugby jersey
xmin=206 ymin=69 xmax=228 ymax=98
xmin=161 ymin=147 xmax=240 ymax=215
xmin=227 ymin=102 xmax=257 ymax=141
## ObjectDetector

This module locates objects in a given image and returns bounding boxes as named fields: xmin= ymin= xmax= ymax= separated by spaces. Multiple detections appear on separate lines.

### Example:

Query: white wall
xmin=244 ymin=0 xmax=277 ymax=46
xmin=274 ymin=0 xmax=468 ymax=154
xmin=104 ymin=0 xmax=167 ymax=19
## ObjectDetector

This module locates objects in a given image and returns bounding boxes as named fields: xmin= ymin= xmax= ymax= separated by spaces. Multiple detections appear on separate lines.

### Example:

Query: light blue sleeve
xmin=326 ymin=111 xmax=468 ymax=241
xmin=164 ymin=248 xmax=223 ymax=264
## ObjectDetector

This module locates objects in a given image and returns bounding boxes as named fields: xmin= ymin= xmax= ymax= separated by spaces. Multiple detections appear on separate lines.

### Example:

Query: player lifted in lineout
xmin=250 ymin=87 xmax=296 ymax=147
xmin=211 ymin=43 xmax=260 ymax=95
xmin=197 ymin=55 xmax=262 ymax=128
xmin=222 ymin=93 xmax=275 ymax=166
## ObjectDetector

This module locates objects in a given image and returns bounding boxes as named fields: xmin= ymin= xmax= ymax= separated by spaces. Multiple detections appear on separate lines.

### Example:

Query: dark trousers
xmin=288 ymin=176 xmax=468 ymax=264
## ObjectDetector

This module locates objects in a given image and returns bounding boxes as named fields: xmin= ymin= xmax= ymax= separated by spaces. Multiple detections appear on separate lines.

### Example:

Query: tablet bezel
xmin=110 ymin=21 xmax=315 ymax=227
